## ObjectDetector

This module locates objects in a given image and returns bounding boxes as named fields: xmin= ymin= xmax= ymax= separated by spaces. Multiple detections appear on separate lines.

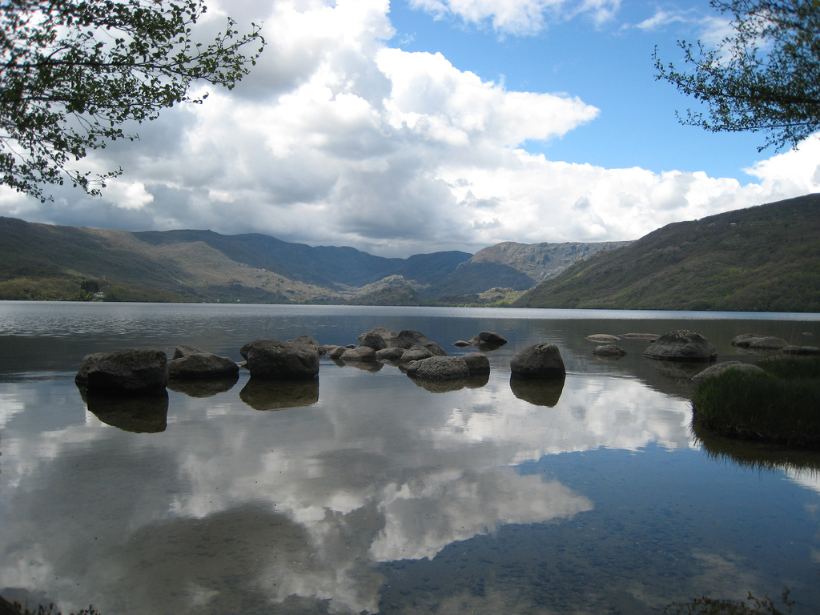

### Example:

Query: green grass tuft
xmin=692 ymin=359 xmax=820 ymax=449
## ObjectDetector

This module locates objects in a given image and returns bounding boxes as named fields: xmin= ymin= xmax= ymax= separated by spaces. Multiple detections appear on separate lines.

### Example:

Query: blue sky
xmin=1 ymin=0 xmax=817 ymax=255
xmin=389 ymin=0 xmax=763 ymax=180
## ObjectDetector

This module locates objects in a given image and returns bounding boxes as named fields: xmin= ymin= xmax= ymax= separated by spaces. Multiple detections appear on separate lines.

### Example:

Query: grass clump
xmin=692 ymin=358 xmax=820 ymax=449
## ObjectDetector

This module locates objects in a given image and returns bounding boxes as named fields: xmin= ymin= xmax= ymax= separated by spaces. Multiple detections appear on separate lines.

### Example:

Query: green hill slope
xmin=516 ymin=194 xmax=820 ymax=312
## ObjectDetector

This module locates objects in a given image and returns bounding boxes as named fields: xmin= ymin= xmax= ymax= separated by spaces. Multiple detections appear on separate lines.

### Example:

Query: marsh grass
xmin=692 ymin=357 xmax=820 ymax=449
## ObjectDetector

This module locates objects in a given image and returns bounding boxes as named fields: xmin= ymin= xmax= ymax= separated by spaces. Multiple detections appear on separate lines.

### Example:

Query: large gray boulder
xmin=510 ymin=344 xmax=566 ymax=379
xmin=168 ymin=352 xmax=239 ymax=380
xmin=340 ymin=346 xmax=377 ymax=362
xmin=643 ymin=330 xmax=716 ymax=362
xmin=691 ymin=361 xmax=766 ymax=384
xmin=75 ymin=349 xmax=168 ymax=392
xmin=404 ymin=356 xmax=470 ymax=381
xmin=243 ymin=340 xmax=319 ymax=380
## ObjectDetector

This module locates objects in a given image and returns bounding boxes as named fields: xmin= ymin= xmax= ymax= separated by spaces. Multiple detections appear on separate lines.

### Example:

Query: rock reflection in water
xmin=332 ymin=358 xmax=384 ymax=372
xmin=239 ymin=378 xmax=319 ymax=411
xmin=509 ymin=376 xmax=566 ymax=407
xmin=167 ymin=374 xmax=238 ymax=398
xmin=409 ymin=373 xmax=490 ymax=393
xmin=80 ymin=387 xmax=169 ymax=433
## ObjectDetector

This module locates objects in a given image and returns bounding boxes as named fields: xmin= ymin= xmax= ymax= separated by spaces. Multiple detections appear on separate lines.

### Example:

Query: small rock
xmin=453 ymin=340 xmax=471 ymax=347
xmin=345 ymin=344 xmax=357 ymax=349
xmin=318 ymin=344 xmax=339 ymax=356
xmin=510 ymin=344 xmax=566 ymax=379
xmin=470 ymin=331 xmax=507 ymax=348
xmin=643 ymin=330 xmax=716 ymax=362
xmin=747 ymin=336 xmax=788 ymax=350
xmin=358 ymin=331 xmax=387 ymax=350
xmin=620 ymin=333 xmax=660 ymax=341
xmin=731 ymin=333 xmax=765 ymax=348
xmin=400 ymin=346 xmax=433 ymax=363
xmin=168 ymin=352 xmax=239 ymax=380
xmin=586 ymin=334 xmax=620 ymax=344
xmin=340 ymin=346 xmax=377 ymax=362
xmin=593 ymin=344 xmax=626 ymax=357
xmin=328 ymin=346 xmax=346 ymax=360
xmin=376 ymin=347 xmax=405 ymax=361
xmin=76 ymin=349 xmax=168 ymax=393
xmin=404 ymin=356 xmax=470 ymax=381
xmin=691 ymin=361 xmax=766 ymax=384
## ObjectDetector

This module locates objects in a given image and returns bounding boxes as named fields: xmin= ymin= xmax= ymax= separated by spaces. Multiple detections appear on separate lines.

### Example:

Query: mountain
xmin=470 ymin=240 xmax=630 ymax=283
xmin=0 ymin=215 xmax=642 ymax=304
xmin=516 ymin=194 xmax=820 ymax=312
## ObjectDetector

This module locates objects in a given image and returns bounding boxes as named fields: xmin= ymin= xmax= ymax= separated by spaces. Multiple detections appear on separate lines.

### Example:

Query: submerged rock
xmin=510 ymin=344 xmax=566 ymax=379
xmin=782 ymin=345 xmax=820 ymax=355
xmin=643 ymin=330 xmax=716 ymax=362
xmin=620 ymin=333 xmax=660 ymax=341
xmin=168 ymin=352 xmax=239 ymax=380
xmin=731 ymin=333 xmax=788 ymax=350
xmin=586 ymin=334 xmax=620 ymax=344
xmin=593 ymin=344 xmax=626 ymax=357
xmin=404 ymin=356 xmax=470 ymax=381
xmin=75 ymin=349 xmax=167 ymax=393
xmin=243 ymin=340 xmax=319 ymax=380
xmin=691 ymin=361 xmax=765 ymax=384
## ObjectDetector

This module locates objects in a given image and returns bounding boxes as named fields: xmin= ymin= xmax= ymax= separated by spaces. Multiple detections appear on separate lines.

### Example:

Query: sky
xmin=0 ymin=0 xmax=818 ymax=256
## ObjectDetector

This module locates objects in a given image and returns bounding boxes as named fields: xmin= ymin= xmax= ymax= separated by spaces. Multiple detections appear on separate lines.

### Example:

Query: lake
xmin=1 ymin=302 xmax=819 ymax=614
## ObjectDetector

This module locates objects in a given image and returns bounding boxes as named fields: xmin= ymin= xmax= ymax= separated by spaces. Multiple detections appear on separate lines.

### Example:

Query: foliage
xmin=517 ymin=194 xmax=820 ymax=312
xmin=0 ymin=0 xmax=264 ymax=200
xmin=664 ymin=589 xmax=794 ymax=614
xmin=0 ymin=597 xmax=101 ymax=615
xmin=691 ymin=358 xmax=820 ymax=449
xmin=654 ymin=0 xmax=819 ymax=150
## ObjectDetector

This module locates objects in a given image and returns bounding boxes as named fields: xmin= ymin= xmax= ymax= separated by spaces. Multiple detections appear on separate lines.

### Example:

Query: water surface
xmin=1 ymin=302 xmax=819 ymax=614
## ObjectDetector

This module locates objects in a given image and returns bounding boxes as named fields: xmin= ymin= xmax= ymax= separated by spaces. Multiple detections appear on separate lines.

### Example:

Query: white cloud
xmin=409 ymin=0 xmax=620 ymax=35
xmin=0 ymin=0 xmax=817 ymax=256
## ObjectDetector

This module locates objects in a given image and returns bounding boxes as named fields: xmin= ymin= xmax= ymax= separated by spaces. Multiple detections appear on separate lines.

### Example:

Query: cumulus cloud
xmin=0 ymin=0 xmax=817 ymax=256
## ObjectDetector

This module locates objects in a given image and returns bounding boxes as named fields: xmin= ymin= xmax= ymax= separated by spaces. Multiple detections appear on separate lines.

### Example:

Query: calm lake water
xmin=1 ymin=302 xmax=820 ymax=614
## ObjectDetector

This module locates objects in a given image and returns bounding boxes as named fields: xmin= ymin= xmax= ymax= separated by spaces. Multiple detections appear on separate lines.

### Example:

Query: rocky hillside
xmin=0 ymin=217 xmax=620 ymax=304
xmin=471 ymin=240 xmax=629 ymax=282
xmin=516 ymin=194 xmax=820 ymax=312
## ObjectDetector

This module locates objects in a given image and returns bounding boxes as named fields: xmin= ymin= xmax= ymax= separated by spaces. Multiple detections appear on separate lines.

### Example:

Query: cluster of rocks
xmin=731 ymin=333 xmax=819 ymax=355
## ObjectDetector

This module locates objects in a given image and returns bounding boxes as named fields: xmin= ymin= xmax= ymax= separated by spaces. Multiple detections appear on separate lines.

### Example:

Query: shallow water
xmin=1 ymin=302 xmax=819 ymax=614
